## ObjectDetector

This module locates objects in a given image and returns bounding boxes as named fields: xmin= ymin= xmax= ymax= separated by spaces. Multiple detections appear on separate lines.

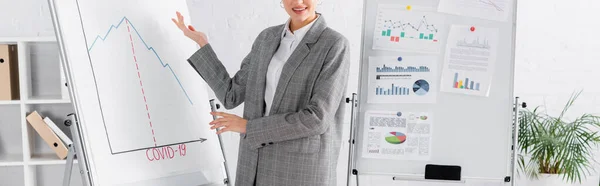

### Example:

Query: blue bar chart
xmin=376 ymin=84 xmax=410 ymax=95
xmin=376 ymin=65 xmax=431 ymax=73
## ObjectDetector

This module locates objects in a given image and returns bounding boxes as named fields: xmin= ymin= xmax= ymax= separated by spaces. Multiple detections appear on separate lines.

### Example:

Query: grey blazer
xmin=187 ymin=15 xmax=350 ymax=186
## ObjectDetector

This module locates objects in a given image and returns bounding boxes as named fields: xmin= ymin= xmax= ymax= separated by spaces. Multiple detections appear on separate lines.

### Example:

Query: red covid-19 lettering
xmin=146 ymin=144 xmax=186 ymax=161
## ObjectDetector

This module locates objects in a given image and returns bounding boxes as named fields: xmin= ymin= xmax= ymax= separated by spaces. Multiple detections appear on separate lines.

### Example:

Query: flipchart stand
xmin=210 ymin=99 xmax=232 ymax=186
xmin=344 ymin=96 xmax=524 ymax=186
xmin=62 ymin=113 xmax=92 ymax=186
xmin=62 ymin=99 xmax=231 ymax=186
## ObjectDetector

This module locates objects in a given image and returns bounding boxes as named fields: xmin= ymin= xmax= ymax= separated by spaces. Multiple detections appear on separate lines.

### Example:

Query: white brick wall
xmin=513 ymin=0 xmax=600 ymax=186
xmin=4 ymin=0 xmax=600 ymax=185
xmin=0 ymin=0 xmax=54 ymax=37
xmin=515 ymin=0 xmax=600 ymax=118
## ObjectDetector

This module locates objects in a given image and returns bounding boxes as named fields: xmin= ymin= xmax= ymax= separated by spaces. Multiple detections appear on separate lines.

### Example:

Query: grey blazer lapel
xmin=255 ymin=27 xmax=282 ymax=117
xmin=268 ymin=16 xmax=328 ymax=115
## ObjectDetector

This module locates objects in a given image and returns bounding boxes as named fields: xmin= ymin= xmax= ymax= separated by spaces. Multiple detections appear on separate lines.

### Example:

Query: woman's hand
xmin=209 ymin=112 xmax=247 ymax=135
xmin=171 ymin=11 xmax=208 ymax=47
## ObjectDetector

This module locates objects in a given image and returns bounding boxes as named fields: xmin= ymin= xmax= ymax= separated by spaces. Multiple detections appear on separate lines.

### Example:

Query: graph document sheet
xmin=361 ymin=110 xmax=433 ymax=161
xmin=438 ymin=0 xmax=513 ymax=21
xmin=440 ymin=25 xmax=499 ymax=97
xmin=372 ymin=4 xmax=447 ymax=53
xmin=68 ymin=0 xmax=223 ymax=185
xmin=367 ymin=55 xmax=437 ymax=104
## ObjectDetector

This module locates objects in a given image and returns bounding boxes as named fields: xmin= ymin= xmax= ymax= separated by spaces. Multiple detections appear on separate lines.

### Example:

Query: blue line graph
xmin=87 ymin=16 xmax=193 ymax=105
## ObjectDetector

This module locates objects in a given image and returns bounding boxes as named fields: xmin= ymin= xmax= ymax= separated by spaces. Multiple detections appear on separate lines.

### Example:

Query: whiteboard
xmin=353 ymin=0 xmax=517 ymax=184
xmin=48 ymin=0 xmax=225 ymax=185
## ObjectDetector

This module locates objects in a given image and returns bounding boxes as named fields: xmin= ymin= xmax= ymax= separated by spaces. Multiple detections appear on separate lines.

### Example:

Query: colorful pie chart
xmin=385 ymin=132 xmax=407 ymax=144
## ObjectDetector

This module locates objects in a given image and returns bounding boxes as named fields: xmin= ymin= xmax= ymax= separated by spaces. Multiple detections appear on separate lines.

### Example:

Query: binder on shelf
xmin=0 ymin=44 xmax=19 ymax=100
xmin=44 ymin=117 xmax=73 ymax=145
xmin=26 ymin=111 xmax=68 ymax=159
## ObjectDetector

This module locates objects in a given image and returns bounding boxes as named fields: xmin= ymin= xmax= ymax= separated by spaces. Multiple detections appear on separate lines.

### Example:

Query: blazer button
xmin=261 ymin=143 xmax=266 ymax=146
xmin=268 ymin=142 xmax=273 ymax=145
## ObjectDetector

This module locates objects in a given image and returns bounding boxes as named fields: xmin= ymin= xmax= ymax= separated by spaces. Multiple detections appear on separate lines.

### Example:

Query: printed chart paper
xmin=373 ymin=4 xmax=446 ymax=53
xmin=63 ymin=0 xmax=224 ymax=185
xmin=368 ymin=56 xmax=438 ymax=103
xmin=438 ymin=0 xmax=513 ymax=22
xmin=362 ymin=111 xmax=432 ymax=160
xmin=440 ymin=25 xmax=499 ymax=97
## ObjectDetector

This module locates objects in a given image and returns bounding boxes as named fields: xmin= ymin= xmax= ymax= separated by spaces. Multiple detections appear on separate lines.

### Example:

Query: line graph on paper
xmin=478 ymin=0 xmax=505 ymax=11
xmin=457 ymin=37 xmax=491 ymax=49
xmin=88 ymin=17 xmax=193 ymax=105
xmin=83 ymin=16 xmax=208 ymax=155
xmin=373 ymin=6 xmax=446 ymax=53
xmin=438 ymin=0 xmax=511 ymax=21
xmin=453 ymin=0 xmax=507 ymax=12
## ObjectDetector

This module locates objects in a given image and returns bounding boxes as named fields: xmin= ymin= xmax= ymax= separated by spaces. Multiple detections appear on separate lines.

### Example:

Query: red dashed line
xmin=126 ymin=19 xmax=157 ymax=147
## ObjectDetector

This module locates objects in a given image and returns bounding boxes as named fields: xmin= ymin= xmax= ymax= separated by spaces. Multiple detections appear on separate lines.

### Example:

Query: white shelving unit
xmin=0 ymin=37 xmax=83 ymax=186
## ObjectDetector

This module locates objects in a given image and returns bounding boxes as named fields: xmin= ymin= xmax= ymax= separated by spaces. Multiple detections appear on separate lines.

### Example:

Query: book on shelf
xmin=26 ymin=111 xmax=68 ymax=159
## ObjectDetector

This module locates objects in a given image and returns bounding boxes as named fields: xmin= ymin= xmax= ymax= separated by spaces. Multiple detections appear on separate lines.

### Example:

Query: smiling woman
xmin=281 ymin=0 xmax=320 ymax=31
xmin=172 ymin=0 xmax=351 ymax=185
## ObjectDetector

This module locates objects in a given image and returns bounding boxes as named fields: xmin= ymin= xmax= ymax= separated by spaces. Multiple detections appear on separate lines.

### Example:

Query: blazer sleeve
xmin=187 ymin=41 xmax=256 ymax=109
xmin=243 ymin=37 xmax=350 ymax=149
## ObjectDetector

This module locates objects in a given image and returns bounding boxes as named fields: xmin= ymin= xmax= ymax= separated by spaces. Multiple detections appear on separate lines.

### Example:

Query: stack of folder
xmin=26 ymin=111 xmax=73 ymax=160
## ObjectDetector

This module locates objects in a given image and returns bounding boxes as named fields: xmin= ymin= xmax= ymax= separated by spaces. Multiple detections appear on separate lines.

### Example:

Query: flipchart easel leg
xmin=346 ymin=93 xmax=359 ymax=186
xmin=210 ymin=99 xmax=231 ymax=186
xmin=63 ymin=113 xmax=92 ymax=186
xmin=62 ymin=144 xmax=75 ymax=186
xmin=510 ymin=97 xmax=525 ymax=186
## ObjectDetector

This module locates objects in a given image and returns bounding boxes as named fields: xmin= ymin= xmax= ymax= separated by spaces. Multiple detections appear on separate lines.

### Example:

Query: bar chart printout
xmin=453 ymin=73 xmax=481 ymax=91
xmin=440 ymin=25 xmax=499 ymax=97
xmin=376 ymin=84 xmax=410 ymax=96
xmin=368 ymin=55 xmax=437 ymax=103
xmin=373 ymin=4 xmax=446 ymax=53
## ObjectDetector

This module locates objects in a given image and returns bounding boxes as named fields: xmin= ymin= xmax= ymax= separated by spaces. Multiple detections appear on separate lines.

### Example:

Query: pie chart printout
xmin=385 ymin=132 xmax=407 ymax=144
xmin=413 ymin=79 xmax=430 ymax=96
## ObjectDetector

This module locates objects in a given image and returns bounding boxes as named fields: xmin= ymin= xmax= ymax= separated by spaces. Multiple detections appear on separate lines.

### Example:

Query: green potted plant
xmin=518 ymin=91 xmax=600 ymax=186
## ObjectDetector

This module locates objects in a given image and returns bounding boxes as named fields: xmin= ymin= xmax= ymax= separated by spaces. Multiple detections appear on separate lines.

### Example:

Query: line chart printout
xmin=438 ymin=0 xmax=513 ymax=22
xmin=368 ymin=55 xmax=438 ymax=104
xmin=72 ymin=0 xmax=223 ymax=185
xmin=440 ymin=25 xmax=499 ymax=97
xmin=372 ymin=4 xmax=447 ymax=53
xmin=361 ymin=110 xmax=433 ymax=161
